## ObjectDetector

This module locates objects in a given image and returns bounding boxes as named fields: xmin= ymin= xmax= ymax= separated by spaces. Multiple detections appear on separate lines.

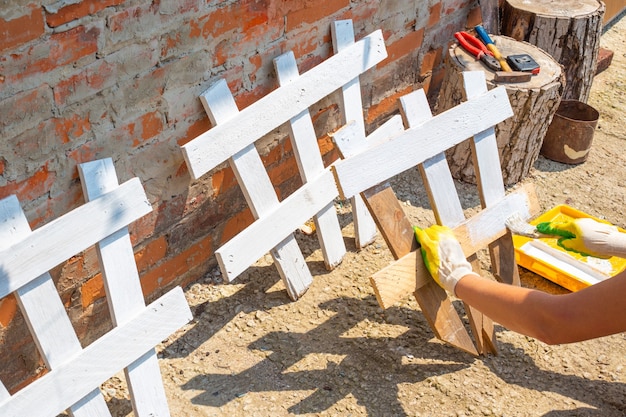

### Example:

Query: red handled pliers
xmin=454 ymin=31 xmax=501 ymax=71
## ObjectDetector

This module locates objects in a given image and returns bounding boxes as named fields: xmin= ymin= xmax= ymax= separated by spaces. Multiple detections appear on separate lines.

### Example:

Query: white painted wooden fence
xmin=181 ymin=24 xmax=388 ymax=301
xmin=0 ymin=158 xmax=192 ymax=417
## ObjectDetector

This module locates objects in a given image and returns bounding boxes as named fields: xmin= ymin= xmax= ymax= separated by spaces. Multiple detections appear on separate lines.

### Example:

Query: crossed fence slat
xmin=332 ymin=70 xmax=540 ymax=354
xmin=0 ymin=158 xmax=191 ymax=417
xmin=181 ymin=28 xmax=388 ymax=301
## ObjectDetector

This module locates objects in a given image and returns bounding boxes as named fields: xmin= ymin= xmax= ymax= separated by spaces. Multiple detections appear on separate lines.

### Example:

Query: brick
xmin=0 ymin=5 xmax=45 ymax=52
xmin=420 ymin=47 xmax=443 ymax=76
xmin=81 ymin=274 xmax=105 ymax=308
xmin=191 ymin=0 xmax=269 ymax=40
xmin=140 ymin=234 xmax=213 ymax=296
xmin=0 ymin=25 xmax=100 ymax=91
xmin=286 ymin=0 xmax=349 ymax=32
xmin=0 ymin=294 xmax=18 ymax=328
xmin=45 ymin=0 xmax=125 ymax=27
xmin=378 ymin=29 xmax=424 ymax=68
xmin=0 ymin=85 xmax=53 ymax=135
xmin=135 ymin=235 xmax=168 ymax=273
xmin=178 ymin=117 xmax=212 ymax=147
xmin=212 ymin=166 xmax=239 ymax=197
xmin=0 ymin=163 xmax=56 ymax=202
xmin=596 ymin=48 xmax=614 ymax=75
xmin=111 ymin=111 xmax=164 ymax=148
xmin=429 ymin=3 xmax=442 ymax=27
xmin=221 ymin=208 xmax=255 ymax=245
xmin=54 ymin=59 xmax=117 ymax=107
xmin=365 ymin=85 xmax=413 ymax=126
xmin=466 ymin=5 xmax=483 ymax=28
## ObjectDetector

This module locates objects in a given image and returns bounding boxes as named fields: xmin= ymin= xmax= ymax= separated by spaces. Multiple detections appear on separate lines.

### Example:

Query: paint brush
xmin=505 ymin=211 xmax=551 ymax=238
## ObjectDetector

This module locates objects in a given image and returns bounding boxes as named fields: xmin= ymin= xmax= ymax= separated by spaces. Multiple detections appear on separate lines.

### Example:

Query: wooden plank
xmin=399 ymin=88 xmax=495 ymax=355
xmin=0 ymin=179 xmax=151 ymax=301
xmin=331 ymin=19 xmax=378 ymax=249
xmin=79 ymin=159 xmax=173 ymax=417
xmin=331 ymin=86 xmax=513 ymax=199
xmin=0 ymin=196 xmax=111 ymax=416
xmin=332 ymin=104 xmax=477 ymax=355
xmin=216 ymin=170 xmax=339 ymax=280
xmin=0 ymin=287 xmax=192 ymax=417
xmin=370 ymin=183 xmax=539 ymax=309
xmin=200 ymin=79 xmax=312 ymax=300
xmin=181 ymin=29 xmax=387 ymax=180
xmin=273 ymin=52 xmax=346 ymax=270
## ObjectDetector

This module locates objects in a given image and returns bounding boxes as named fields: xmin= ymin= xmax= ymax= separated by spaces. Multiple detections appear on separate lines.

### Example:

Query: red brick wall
xmin=0 ymin=0 xmax=482 ymax=390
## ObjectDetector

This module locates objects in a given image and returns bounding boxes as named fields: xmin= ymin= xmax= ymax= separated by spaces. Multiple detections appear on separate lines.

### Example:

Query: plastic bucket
xmin=540 ymin=100 xmax=600 ymax=164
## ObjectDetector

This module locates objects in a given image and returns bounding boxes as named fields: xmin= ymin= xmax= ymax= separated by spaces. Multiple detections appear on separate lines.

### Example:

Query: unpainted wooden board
xmin=399 ymin=88 xmax=496 ymax=355
xmin=0 ymin=287 xmax=191 ymax=417
xmin=181 ymin=29 xmax=387 ymax=180
xmin=370 ymin=183 xmax=539 ymax=309
xmin=331 ymin=86 xmax=513 ymax=200
xmin=331 ymin=97 xmax=478 ymax=356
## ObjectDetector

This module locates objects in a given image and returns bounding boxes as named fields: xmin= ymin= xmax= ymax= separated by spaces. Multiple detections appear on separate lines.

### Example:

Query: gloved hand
xmin=536 ymin=218 xmax=626 ymax=259
xmin=414 ymin=224 xmax=480 ymax=295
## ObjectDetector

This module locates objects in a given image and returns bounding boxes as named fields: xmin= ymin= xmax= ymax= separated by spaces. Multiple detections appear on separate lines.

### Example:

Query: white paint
xmin=520 ymin=240 xmax=608 ymax=285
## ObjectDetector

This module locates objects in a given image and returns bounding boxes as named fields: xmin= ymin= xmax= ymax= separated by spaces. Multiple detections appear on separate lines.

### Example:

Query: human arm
xmin=455 ymin=271 xmax=626 ymax=345
xmin=415 ymin=224 xmax=626 ymax=345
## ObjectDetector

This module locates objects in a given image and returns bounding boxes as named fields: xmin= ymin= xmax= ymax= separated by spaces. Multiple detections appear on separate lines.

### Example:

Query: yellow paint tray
xmin=512 ymin=205 xmax=626 ymax=292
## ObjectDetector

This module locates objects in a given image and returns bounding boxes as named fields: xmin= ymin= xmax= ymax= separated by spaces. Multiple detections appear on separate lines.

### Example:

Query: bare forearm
xmin=454 ymin=274 xmax=566 ymax=343
xmin=455 ymin=271 xmax=626 ymax=344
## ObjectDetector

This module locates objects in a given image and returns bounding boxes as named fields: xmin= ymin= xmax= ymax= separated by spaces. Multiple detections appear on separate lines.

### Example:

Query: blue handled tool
xmin=475 ymin=25 xmax=512 ymax=72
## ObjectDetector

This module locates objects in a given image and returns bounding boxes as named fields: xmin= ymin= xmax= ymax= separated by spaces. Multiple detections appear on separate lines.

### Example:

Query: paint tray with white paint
xmin=512 ymin=205 xmax=626 ymax=292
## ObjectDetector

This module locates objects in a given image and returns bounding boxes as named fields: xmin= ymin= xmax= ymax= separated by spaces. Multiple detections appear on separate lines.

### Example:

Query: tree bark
xmin=501 ymin=0 xmax=605 ymax=103
xmin=437 ymin=35 xmax=564 ymax=185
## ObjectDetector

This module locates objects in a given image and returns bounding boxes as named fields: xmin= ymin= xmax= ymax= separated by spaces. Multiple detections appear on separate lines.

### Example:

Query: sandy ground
xmin=100 ymin=15 xmax=626 ymax=417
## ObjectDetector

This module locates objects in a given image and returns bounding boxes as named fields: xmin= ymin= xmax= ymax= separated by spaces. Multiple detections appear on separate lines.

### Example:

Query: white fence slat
xmin=332 ymin=86 xmax=513 ymax=199
xmin=78 ymin=159 xmax=173 ymax=417
xmin=200 ymin=79 xmax=312 ymax=300
xmin=0 ymin=196 xmax=111 ymax=416
xmin=0 ymin=179 xmax=151 ymax=299
xmin=331 ymin=20 xmax=378 ymax=248
xmin=216 ymin=170 xmax=339 ymax=279
xmin=399 ymin=90 xmax=465 ymax=226
xmin=462 ymin=71 xmax=506 ymax=206
xmin=273 ymin=51 xmax=346 ymax=270
xmin=181 ymin=29 xmax=387 ymax=179
xmin=0 ymin=287 xmax=191 ymax=417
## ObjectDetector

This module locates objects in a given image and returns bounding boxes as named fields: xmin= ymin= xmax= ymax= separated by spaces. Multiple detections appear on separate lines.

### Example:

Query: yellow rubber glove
xmin=414 ymin=224 xmax=479 ymax=295
xmin=536 ymin=218 xmax=626 ymax=259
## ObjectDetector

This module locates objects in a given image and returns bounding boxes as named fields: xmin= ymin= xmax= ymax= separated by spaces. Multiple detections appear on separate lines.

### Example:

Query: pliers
xmin=454 ymin=31 xmax=501 ymax=71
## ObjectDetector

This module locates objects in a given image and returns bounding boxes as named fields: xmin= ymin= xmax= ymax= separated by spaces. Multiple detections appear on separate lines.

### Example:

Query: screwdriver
xmin=475 ymin=25 xmax=512 ymax=72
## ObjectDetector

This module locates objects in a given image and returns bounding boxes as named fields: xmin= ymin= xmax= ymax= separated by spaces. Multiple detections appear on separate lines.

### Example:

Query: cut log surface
xmin=502 ymin=0 xmax=605 ymax=102
xmin=437 ymin=35 xmax=564 ymax=185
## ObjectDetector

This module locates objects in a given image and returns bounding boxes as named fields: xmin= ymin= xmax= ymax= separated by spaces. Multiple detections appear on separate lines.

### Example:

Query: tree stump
xmin=501 ymin=0 xmax=605 ymax=103
xmin=437 ymin=35 xmax=564 ymax=185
